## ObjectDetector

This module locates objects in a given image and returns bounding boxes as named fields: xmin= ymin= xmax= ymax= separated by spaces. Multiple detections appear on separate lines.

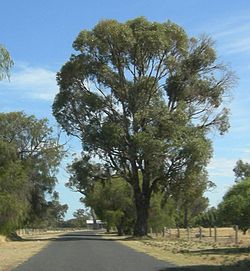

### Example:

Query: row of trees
xmin=196 ymin=160 xmax=250 ymax=234
xmin=53 ymin=17 xmax=235 ymax=236
xmin=0 ymin=45 xmax=68 ymax=234
xmin=67 ymin=158 xmax=210 ymax=235
xmin=2 ymin=17 xmax=244 ymax=237
xmin=66 ymin=159 xmax=250 ymax=235
xmin=0 ymin=112 xmax=68 ymax=234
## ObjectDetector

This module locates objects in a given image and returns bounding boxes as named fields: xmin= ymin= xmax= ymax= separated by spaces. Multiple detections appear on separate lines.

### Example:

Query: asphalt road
xmin=13 ymin=231 xmax=177 ymax=271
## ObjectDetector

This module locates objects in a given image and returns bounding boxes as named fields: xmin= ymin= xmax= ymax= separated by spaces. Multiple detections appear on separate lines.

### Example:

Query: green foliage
xmin=66 ymin=155 xmax=109 ymax=195
xmin=233 ymin=159 xmax=250 ymax=182
xmin=0 ymin=44 xmax=13 ymax=80
xmin=73 ymin=208 xmax=88 ymax=228
xmin=42 ymin=192 xmax=68 ymax=228
xmin=148 ymin=193 xmax=176 ymax=232
xmin=217 ymin=178 xmax=250 ymax=233
xmin=0 ymin=141 xmax=29 ymax=234
xmin=0 ymin=112 xmax=64 ymax=234
xmin=194 ymin=207 xmax=218 ymax=227
xmin=169 ymin=168 xmax=211 ymax=227
xmin=53 ymin=17 xmax=235 ymax=236
xmin=83 ymin=177 xmax=135 ymax=235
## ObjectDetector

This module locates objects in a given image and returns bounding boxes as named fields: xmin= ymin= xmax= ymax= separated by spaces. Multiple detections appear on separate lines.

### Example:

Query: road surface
xmin=13 ymin=231 xmax=177 ymax=271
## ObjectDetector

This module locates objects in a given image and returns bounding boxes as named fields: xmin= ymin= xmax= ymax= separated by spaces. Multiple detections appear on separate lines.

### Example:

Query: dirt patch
xmin=0 ymin=235 xmax=7 ymax=243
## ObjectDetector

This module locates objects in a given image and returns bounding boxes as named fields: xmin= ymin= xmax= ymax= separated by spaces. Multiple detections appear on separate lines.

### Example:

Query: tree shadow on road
xmin=159 ymin=258 xmax=250 ymax=271
xmin=19 ymin=232 xmax=128 ymax=242
xmin=184 ymin=246 xmax=250 ymax=255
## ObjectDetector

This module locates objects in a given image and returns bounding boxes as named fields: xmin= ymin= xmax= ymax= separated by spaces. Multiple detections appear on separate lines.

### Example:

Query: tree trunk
xmin=242 ymin=228 xmax=248 ymax=235
xmin=133 ymin=191 xmax=150 ymax=237
xmin=117 ymin=224 xmax=124 ymax=236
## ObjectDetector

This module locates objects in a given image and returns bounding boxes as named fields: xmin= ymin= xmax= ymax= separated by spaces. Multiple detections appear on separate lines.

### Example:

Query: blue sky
xmin=1 ymin=0 xmax=250 ymax=219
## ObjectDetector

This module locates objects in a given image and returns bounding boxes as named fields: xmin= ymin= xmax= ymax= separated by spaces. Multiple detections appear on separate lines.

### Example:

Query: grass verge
xmin=0 ymin=232 xmax=64 ymax=271
xmin=117 ymin=237 xmax=250 ymax=271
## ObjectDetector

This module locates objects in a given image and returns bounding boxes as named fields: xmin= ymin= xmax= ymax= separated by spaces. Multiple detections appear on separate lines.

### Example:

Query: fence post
xmin=187 ymin=227 xmax=190 ymax=241
xmin=209 ymin=227 xmax=212 ymax=237
xmin=150 ymin=228 xmax=153 ymax=235
xmin=235 ymin=225 xmax=239 ymax=245
xmin=214 ymin=226 xmax=217 ymax=242
xmin=199 ymin=226 xmax=202 ymax=241
xmin=162 ymin=227 xmax=165 ymax=237
xmin=177 ymin=227 xmax=180 ymax=238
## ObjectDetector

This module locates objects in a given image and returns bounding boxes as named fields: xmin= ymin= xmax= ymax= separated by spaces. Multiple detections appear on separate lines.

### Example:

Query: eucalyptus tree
xmin=53 ymin=17 xmax=235 ymax=236
xmin=0 ymin=112 xmax=64 ymax=228
xmin=233 ymin=159 xmax=250 ymax=182
xmin=217 ymin=178 xmax=250 ymax=234
xmin=82 ymin=177 xmax=135 ymax=235
xmin=0 ymin=140 xmax=28 ymax=234
xmin=0 ymin=44 xmax=13 ymax=80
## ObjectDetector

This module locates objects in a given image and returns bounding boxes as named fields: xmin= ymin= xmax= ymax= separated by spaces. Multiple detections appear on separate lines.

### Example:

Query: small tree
xmin=69 ymin=169 xmax=136 ymax=235
xmin=166 ymin=166 xmax=212 ymax=227
xmin=148 ymin=193 xmax=176 ymax=232
xmin=73 ymin=209 xmax=88 ymax=228
xmin=233 ymin=159 xmax=250 ymax=182
xmin=217 ymin=178 xmax=250 ymax=234
xmin=43 ymin=192 xmax=68 ymax=228
xmin=0 ymin=44 xmax=13 ymax=80
xmin=194 ymin=207 xmax=218 ymax=227
xmin=53 ymin=17 xmax=235 ymax=236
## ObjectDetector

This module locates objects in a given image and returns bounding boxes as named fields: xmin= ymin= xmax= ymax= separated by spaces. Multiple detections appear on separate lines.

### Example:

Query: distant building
xmin=86 ymin=219 xmax=105 ymax=229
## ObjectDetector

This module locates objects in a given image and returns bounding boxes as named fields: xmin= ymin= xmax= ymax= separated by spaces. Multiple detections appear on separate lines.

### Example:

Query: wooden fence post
xmin=162 ymin=227 xmax=166 ymax=237
xmin=177 ymin=227 xmax=180 ymax=238
xmin=187 ymin=227 xmax=190 ymax=241
xmin=199 ymin=226 xmax=202 ymax=241
xmin=150 ymin=228 xmax=153 ymax=235
xmin=235 ymin=225 xmax=239 ymax=245
xmin=214 ymin=226 xmax=217 ymax=242
xmin=209 ymin=227 xmax=212 ymax=237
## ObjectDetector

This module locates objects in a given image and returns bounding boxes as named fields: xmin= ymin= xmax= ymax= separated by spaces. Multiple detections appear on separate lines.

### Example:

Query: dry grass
xmin=118 ymin=236 xmax=250 ymax=271
xmin=0 ymin=232 xmax=63 ymax=271
xmin=150 ymin=227 xmax=250 ymax=246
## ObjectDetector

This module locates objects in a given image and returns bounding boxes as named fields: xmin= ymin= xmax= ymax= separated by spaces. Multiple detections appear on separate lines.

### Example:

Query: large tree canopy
xmin=0 ymin=112 xmax=64 ymax=233
xmin=53 ymin=17 xmax=235 ymax=236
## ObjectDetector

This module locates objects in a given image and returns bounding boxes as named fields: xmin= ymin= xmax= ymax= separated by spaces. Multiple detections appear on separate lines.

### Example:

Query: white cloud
xmin=208 ymin=151 xmax=250 ymax=179
xmin=207 ymin=158 xmax=236 ymax=178
xmin=196 ymin=14 xmax=250 ymax=56
xmin=0 ymin=64 xmax=58 ymax=101
xmin=212 ymin=23 xmax=250 ymax=39
xmin=221 ymin=37 xmax=250 ymax=55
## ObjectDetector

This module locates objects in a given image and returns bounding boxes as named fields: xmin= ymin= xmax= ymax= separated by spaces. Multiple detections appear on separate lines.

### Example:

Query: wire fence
xmin=16 ymin=226 xmax=250 ymax=246
xmin=148 ymin=226 xmax=250 ymax=246
xmin=16 ymin=228 xmax=78 ymax=236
